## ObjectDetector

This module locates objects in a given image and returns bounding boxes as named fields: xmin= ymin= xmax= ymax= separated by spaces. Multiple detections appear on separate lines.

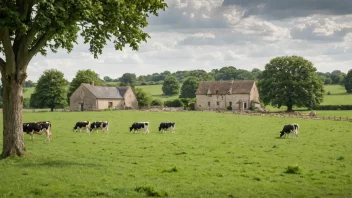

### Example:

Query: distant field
xmin=136 ymin=84 xmax=180 ymax=101
xmin=23 ymin=87 xmax=35 ymax=98
xmin=322 ymin=85 xmax=352 ymax=105
xmin=0 ymin=111 xmax=351 ymax=197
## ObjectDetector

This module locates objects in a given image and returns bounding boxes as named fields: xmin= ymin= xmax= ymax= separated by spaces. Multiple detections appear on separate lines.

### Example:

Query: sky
xmin=26 ymin=0 xmax=352 ymax=81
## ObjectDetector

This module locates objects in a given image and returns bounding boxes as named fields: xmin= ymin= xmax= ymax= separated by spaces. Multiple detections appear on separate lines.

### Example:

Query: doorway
xmin=80 ymin=103 xmax=84 ymax=111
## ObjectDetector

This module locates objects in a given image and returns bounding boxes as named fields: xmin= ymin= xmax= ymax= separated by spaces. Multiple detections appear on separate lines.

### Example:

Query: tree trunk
xmin=287 ymin=104 xmax=293 ymax=112
xmin=1 ymin=77 xmax=26 ymax=158
xmin=50 ymin=107 xmax=54 ymax=112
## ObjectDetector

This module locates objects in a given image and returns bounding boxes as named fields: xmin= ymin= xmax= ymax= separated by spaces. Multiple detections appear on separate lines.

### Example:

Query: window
xmin=244 ymin=103 xmax=247 ymax=109
xmin=108 ymin=102 xmax=113 ymax=108
xmin=208 ymin=102 xmax=210 ymax=106
xmin=229 ymin=102 xmax=232 ymax=106
xmin=217 ymin=101 xmax=220 ymax=106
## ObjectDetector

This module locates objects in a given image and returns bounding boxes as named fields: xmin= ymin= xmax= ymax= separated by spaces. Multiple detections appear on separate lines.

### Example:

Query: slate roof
xmin=195 ymin=80 xmax=255 ymax=95
xmin=82 ymin=84 xmax=129 ymax=99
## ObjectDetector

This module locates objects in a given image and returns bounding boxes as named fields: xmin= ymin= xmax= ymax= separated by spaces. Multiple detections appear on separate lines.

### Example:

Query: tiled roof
xmin=82 ymin=84 xmax=127 ymax=99
xmin=196 ymin=80 xmax=255 ymax=95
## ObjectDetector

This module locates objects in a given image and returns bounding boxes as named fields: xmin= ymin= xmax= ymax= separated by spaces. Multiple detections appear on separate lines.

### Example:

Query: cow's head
xmin=279 ymin=131 xmax=285 ymax=137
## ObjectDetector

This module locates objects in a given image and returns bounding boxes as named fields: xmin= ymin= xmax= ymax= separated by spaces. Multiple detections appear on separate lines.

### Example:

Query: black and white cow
xmin=129 ymin=122 xmax=150 ymax=134
xmin=158 ymin=122 xmax=176 ymax=133
xmin=73 ymin=121 xmax=91 ymax=132
xmin=90 ymin=121 xmax=109 ymax=133
xmin=23 ymin=122 xmax=52 ymax=141
xmin=279 ymin=123 xmax=299 ymax=138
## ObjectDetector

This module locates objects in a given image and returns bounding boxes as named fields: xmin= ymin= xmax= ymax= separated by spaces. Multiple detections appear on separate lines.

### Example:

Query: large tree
xmin=344 ymin=69 xmax=352 ymax=93
xmin=30 ymin=69 xmax=67 ymax=111
xmin=119 ymin=73 xmax=137 ymax=87
xmin=67 ymin=69 xmax=103 ymax=101
xmin=0 ymin=1 xmax=167 ymax=158
xmin=179 ymin=76 xmax=200 ymax=98
xmin=258 ymin=56 xmax=324 ymax=112
xmin=162 ymin=76 xmax=180 ymax=96
xmin=134 ymin=88 xmax=152 ymax=107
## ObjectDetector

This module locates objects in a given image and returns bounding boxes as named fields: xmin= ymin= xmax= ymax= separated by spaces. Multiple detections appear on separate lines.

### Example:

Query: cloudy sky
xmin=27 ymin=0 xmax=352 ymax=81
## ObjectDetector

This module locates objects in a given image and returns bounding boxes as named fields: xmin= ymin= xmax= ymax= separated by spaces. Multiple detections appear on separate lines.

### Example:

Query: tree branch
xmin=0 ymin=28 xmax=16 ymax=75
xmin=0 ymin=57 xmax=5 ymax=74
xmin=28 ymin=32 xmax=50 ymax=60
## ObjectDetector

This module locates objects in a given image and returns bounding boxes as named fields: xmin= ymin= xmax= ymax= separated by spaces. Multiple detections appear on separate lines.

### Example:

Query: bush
xmin=151 ymin=99 xmax=163 ymax=106
xmin=327 ymin=91 xmax=331 ymax=95
xmin=189 ymin=103 xmax=195 ymax=110
xmin=285 ymin=165 xmax=301 ymax=174
xmin=312 ymin=105 xmax=352 ymax=110
xmin=164 ymin=99 xmax=183 ymax=107
xmin=227 ymin=105 xmax=232 ymax=111
xmin=249 ymin=104 xmax=255 ymax=111
xmin=23 ymin=98 xmax=30 ymax=108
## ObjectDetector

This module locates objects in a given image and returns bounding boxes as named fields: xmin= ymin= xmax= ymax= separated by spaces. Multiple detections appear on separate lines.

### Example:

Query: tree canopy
xmin=258 ymin=56 xmax=324 ymax=111
xmin=67 ymin=69 xmax=103 ymax=100
xmin=30 ymin=69 xmax=67 ymax=111
xmin=0 ymin=0 xmax=167 ymax=158
xmin=179 ymin=76 xmax=200 ymax=98
xmin=119 ymin=73 xmax=137 ymax=87
xmin=344 ymin=69 xmax=352 ymax=93
xmin=134 ymin=88 xmax=152 ymax=107
xmin=162 ymin=76 xmax=180 ymax=95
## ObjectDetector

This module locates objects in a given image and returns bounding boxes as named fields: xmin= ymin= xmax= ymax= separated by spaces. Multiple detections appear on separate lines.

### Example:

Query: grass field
xmin=322 ymin=85 xmax=352 ymax=105
xmin=24 ymin=87 xmax=35 ymax=98
xmin=0 ymin=111 xmax=351 ymax=197
xmin=136 ymin=85 xmax=180 ymax=101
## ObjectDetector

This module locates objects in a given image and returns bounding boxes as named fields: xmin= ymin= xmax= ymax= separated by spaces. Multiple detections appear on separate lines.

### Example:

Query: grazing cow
xmin=158 ymin=122 xmax=176 ymax=133
xmin=129 ymin=122 xmax=150 ymax=134
xmin=73 ymin=121 xmax=91 ymax=132
xmin=90 ymin=121 xmax=109 ymax=133
xmin=279 ymin=123 xmax=299 ymax=138
xmin=23 ymin=122 xmax=52 ymax=141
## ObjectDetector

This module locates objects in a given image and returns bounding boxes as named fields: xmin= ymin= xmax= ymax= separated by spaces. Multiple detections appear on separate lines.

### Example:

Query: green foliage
xmin=164 ymin=99 xmax=183 ymax=107
xmin=227 ymin=105 xmax=232 ymax=111
xmin=23 ymin=98 xmax=30 ymax=108
xmin=67 ymin=69 xmax=103 ymax=100
xmin=151 ymin=98 xmax=163 ymax=106
xmin=344 ymin=69 xmax=352 ymax=93
xmin=24 ymin=80 xmax=36 ymax=88
xmin=134 ymin=88 xmax=152 ymax=107
xmin=29 ymin=69 xmax=68 ymax=111
xmin=312 ymin=105 xmax=352 ymax=110
xmin=179 ymin=76 xmax=200 ymax=98
xmin=119 ymin=73 xmax=137 ymax=88
xmin=162 ymin=76 xmax=180 ymax=96
xmin=285 ymin=165 xmax=302 ymax=174
xmin=103 ymin=76 xmax=112 ymax=82
xmin=258 ymin=56 xmax=324 ymax=111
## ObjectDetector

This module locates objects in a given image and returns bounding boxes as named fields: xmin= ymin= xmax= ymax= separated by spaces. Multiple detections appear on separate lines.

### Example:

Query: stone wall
xmin=123 ymin=87 xmax=138 ymax=109
xmin=97 ymin=99 xmax=124 ymax=109
xmin=195 ymin=94 xmax=250 ymax=111
xmin=70 ymin=85 xmax=97 ymax=111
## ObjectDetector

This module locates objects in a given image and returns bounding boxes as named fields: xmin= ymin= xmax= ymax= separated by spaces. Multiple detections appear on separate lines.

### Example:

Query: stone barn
xmin=70 ymin=82 xmax=138 ymax=111
xmin=195 ymin=80 xmax=260 ymax=111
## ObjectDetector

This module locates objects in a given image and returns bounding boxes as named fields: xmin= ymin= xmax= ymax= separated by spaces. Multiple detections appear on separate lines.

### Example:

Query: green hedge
xmin=312 ymin=105 xmax=352 ymax=110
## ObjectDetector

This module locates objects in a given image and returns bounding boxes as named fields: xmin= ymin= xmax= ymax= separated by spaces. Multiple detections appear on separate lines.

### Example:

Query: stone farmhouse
xmin=70 ymin=82 xmax=138 ymax=111
xmin=195 ymin=80 xmax=260 ymax=111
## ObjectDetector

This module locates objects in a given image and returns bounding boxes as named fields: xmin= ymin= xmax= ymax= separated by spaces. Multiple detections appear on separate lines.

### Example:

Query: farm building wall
xmin=249 ymin=82 xmax=261 ymax=108
xmin=70 ymin=85 xmax=97 ymax=111
xmin=123 ymin=87 xmax=138 ymax=109
xmin=97 ymin=99 xmax=124 ymax=109
xmin=195 ymin=94 xmax=250 ymax=111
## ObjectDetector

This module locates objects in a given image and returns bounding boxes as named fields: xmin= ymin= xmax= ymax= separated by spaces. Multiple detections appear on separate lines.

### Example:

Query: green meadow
xmin=0 ymin=111 xmax=351 ymax=197
xmin=136 ymin=85 xmax=180 ymax=101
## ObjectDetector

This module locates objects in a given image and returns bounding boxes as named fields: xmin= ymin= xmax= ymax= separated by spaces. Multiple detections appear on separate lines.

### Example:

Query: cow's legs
xmin=29 ymin=131 xmax=34 ymax=141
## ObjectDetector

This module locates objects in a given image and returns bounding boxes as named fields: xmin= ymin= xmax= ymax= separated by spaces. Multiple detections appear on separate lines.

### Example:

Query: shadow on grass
xmin=16 ymin=160 xmax=98 ymax=168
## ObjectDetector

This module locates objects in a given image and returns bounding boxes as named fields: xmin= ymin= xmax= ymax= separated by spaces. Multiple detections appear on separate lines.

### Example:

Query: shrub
xmin=151 ymin=99 xmax=163 ymax=106
xmin=249 ymin=104 xmax=255 ymax=111
xmin=327 ymin=91 xmax=331 ymax=95
xmin=227 ymin=105 xmax=232 ymax=111
xmin=312 ymin=105 xmax=352 ymax=110
xmin=285 ymin=165 xmax=301 ymax=174
xmin=164 ymin=99 xmax=183 ymax=107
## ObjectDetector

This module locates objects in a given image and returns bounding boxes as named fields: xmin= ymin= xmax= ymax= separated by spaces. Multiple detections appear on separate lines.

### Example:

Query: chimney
xmin=90 ymin=81 xmax=94 ymax=86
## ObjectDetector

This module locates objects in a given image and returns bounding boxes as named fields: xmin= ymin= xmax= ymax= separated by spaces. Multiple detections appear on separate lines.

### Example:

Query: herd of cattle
xmin=23 ymin=120 xmax=299 ymax=142
xmin=22 ymin=120 xmax=177 ymax=141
